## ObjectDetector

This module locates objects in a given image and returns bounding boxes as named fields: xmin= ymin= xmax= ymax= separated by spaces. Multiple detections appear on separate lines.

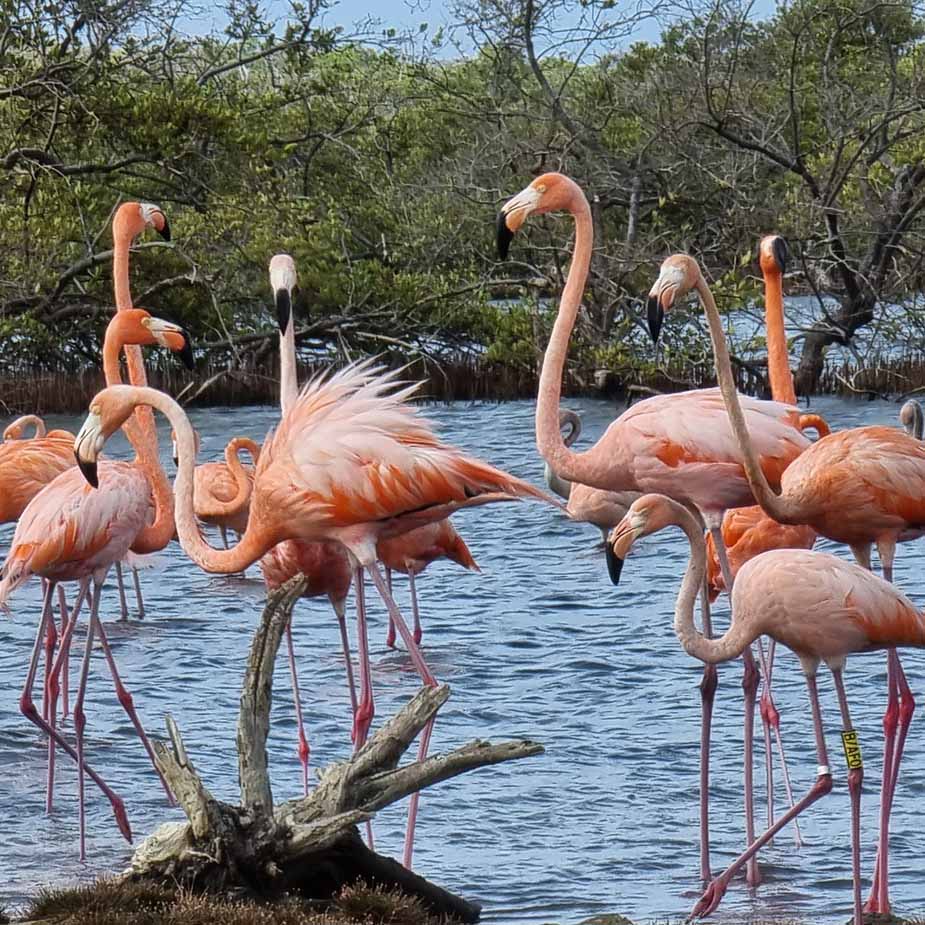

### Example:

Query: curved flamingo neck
xmin=763 ymin=268 xmax=796 ymax=405
xmin=112 ymin=209 xmax=156 ymax=459
xmin=671 ymin=504 xmax=756 ymax=664
xmin=207 ymin=437 xmax=259 ymax=519
xmin=694 ymin=275 xmax=800 ymax=525
xmin=5 ymin=415 xmax=45 ymax=439
xmin=535 ymin=191 xmax=593 ymax=483
xmin=280 ymin=321 xmax=298 ymax=414
xmin=126 ymin=387 xmax=271 ymax=572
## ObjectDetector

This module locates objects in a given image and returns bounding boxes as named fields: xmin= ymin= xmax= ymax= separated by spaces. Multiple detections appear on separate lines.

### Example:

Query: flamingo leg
xmin=284 ymin=617 xmax=311 ymax=797
xmin=131 ymin=567 xmax=145 ymax=619
xmin=220 ymin=526 xmax=229 ymax=550
xmin=115 ymin=561 xmax=129 ymax=621
xmin=53 ymin=580 xmax=88 ymax=721
xmin=707 ymin=525 xmax=760 ymax=887
xmin=409 ymin=569 xmax=423 ymax=647
xmin=332 ymin=597 xmax=358 ymax=719
xmin=692 ymin=672 xmax=834 ymax=918
xmin=40 ymin=582 xmax=59 ymax=814
xmin=385 ymin=567 xmax=397 ymax=649
xmin=698 ymin=577 xmax=715 ymax=883
xmin=832 ymin=666 xmax=864 ymax=925
xmin=365 ymin=562 xmax=438 ymax=869
xmin=93 ymin=613 xmax=174 ymax=804
xmin=57 ymin=586 xmax=71 ymax=720
xmin=19 ymin=580 xmax=129 ymax=845
xmin=351 ymin=568 xmax=375 ymax=850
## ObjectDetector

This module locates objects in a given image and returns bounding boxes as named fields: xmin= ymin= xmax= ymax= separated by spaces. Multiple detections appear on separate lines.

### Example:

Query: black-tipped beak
xmin=76 ymin=454 xmax=99 ymax=489
xmin=275 ymin=288 xmax=292 ymax=333
xmin=605 ymin=541 xmax=625 ymax=585
xmin=157 ymin=217 xmax=171 ymax=243
xmin=647 ymin=296 xmax=664 ymax=344
xmin=496 ymin=211 xmax=514 ymax=261
xmin=772 ymin=236 xmax=789 ymax=274
xmin=178 ymin=327 xmax=195 ymax=370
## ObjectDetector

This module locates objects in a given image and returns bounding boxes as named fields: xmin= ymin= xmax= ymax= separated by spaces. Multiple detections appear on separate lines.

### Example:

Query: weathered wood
xmin=238 ymin=575 xmax=306 ymax=814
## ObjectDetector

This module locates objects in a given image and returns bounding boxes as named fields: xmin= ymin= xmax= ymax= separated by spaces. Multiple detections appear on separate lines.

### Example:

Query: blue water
xmin=1 ymin=394 xmax=924 ymax=923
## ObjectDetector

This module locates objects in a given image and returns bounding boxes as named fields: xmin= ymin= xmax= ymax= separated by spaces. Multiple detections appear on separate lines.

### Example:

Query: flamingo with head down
xmin=648 ymin=251 xmax=925 ymax=915
xmin=0 ymin=308 xmax=193 ymax=859
xmin=609 ymin=492 xmax=925 ymax=925
xmin=497 ymin=172 xmax=820 ymax=883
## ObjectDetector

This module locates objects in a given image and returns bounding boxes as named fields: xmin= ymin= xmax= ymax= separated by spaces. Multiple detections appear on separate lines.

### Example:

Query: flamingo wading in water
xmin=647 ymin=252 xmax=925 ymax=914
xmin=497 ymin=172 xmax=818 ymax=882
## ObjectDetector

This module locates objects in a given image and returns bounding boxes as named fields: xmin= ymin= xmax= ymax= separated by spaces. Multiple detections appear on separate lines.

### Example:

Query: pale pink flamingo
xmin=3 ymin=415 xmax=73 ymax=442
xmin=379 ymin=519 xmax=479 ymax=649
xmin=900 ymin=399 xmax=924 ymax=440
xmin=609 ymin=492 xmax=925 ymax=925
xmin=73 ymin=368 xmax=556 ymax=867
xmin=648 ymin=251 xmax=925 ymax=914
xmin=498 ymin=172 xmax=818 ymax=882
xmin=0 ymin=309 xmax=193 ymax=858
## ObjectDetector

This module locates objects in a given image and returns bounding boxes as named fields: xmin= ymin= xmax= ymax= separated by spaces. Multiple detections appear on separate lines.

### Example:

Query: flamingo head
xmin=110 ymin=309 xmax=195 ymax=370
xmin=607 ymin=494 xmax=678 ymax=585
xmin=496 ymin=172 xmax=582 ymax=259
xmin=269 ymin=253 xmax=298 ymax=334
xmin=759 ymin=234 xmax=789 ymax=275
xmin=139 ymin=202 xmax=171 ymax=241
xmin=646 ymin=254 xmax=701 ymax=344
xmin=74 ymin=386 xmax=140 ymax=488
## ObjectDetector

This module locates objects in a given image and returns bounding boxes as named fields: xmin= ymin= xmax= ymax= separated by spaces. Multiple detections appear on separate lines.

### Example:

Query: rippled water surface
xmin=2 ymin=395 xmax=925 ymax=923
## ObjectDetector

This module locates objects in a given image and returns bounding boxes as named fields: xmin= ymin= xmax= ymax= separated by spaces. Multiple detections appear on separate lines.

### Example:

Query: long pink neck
xmin=112 ymin=212 xmax=155 ymax=458
xmin=670 ymin=503 xmax=758 ymax=664
xmin=695 ymin=275 xmax=800 ymax=525
xmin=204 ymin=437 xmax=258 ymax=519
xmin=126 ymin=387 xmax=272 ymax=572
xmin=764 ymin=269 xmax=796 ymax=405
xmin=535 ymin=192 xmax=593 ymax=483
xmin=101 ymin=321 xmax=175 ymax=553
xmin=280 ymin=319 xmax=298 ymax=414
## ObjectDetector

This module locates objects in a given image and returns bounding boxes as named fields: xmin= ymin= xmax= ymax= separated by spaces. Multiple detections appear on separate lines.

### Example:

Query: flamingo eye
xmin=90 ymin=404 xmax=101 ymax=415
xmin=536 ymin=184 xmax=547 ymax=193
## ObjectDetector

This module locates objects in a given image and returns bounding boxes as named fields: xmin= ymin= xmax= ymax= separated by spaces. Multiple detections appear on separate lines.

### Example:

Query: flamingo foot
xmin=385 ymin=618 xmax=397 ymax=650
xmin=413 ymin=625 xmax=423 ymax=647
xmin=352 ymin=699 xmax=374 ymax=747
xmin=690 ymin=875 xmax=730 ymax=919
xmin=297 ymin=730 xmax=310 ymax=796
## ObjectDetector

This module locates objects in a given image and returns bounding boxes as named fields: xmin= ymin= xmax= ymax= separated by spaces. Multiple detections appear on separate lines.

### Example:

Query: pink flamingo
xmin=498 ymin=172 xmax=817 ymax=883
xmin=648 ymin=251 xmax=925 ymax=914
xmin=379 ymin=519 xmax=479 ymax=649
xmin=0 ymin=309 xmax=193 ymax=858
xmin=73 ymin=366 xmax=556 ymax=867
xmin=3 ymin=415 xmax=73 ymax=442
xmin=609 ymin=492 xmax=925 ymax=925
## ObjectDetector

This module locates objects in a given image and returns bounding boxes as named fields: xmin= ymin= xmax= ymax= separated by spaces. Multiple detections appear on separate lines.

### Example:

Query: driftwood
xmin=125 ymin=576 xmax=544 ymax=923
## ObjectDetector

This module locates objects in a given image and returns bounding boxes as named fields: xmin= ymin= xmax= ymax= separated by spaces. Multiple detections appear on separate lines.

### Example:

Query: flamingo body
xmin=377 ymin=520 xmax=477 ymax=576
xmin=0 ymin=434 xmax=76 ymax=523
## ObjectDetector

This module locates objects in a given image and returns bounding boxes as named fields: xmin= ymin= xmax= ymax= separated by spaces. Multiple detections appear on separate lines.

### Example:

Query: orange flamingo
xmin=609 ymin=492 xmax=925 ymax=925
xmin=74 ymin=366 xmax=556 ymax=867
xmin=3 ymin=415 xmax=74 ymax=441
xmin=0 ymin=309 xmax=192 ymax=858
xmin=498 ymin=172 xmax=817 ymax=883
xmin=379 ymin=519 xmax=479 ymax=649
xmin=648 ymin=252 xmax=925 ymax=915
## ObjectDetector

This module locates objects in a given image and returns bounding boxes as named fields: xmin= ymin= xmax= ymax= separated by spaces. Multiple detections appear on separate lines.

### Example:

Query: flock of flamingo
xmin=2 ymin=174 xmax=925 ymax=923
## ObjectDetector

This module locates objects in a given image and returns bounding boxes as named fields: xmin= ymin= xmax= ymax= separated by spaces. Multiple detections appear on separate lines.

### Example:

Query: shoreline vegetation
xmin=2 ymin=0 xmax=924 ymax=406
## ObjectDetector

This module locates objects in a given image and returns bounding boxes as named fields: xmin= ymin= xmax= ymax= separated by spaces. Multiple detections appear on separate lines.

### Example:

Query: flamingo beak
xmin=177 ymin=327 xmax=195 ymax=370
xmin=496 ymin=211 xmax=514 ymax=261
xmin=646 ymin=295 xmax=664 ymax=344
xmin=607 ymin=516 xmax=645 ymax=586
xmin=147 ymin=318 xmax=195 ymax=370
xmin=275 ymin=288 xmax=292 ymax=334
xmin=496 ymin=185 xmax=541 ymax=260
xmin=155 ymin=214 xmax=171 ymax=242
xmin=74 ymin=412 xmax=103 ymax=489
xmin=605 ymin=540 xmax=625 ymax=585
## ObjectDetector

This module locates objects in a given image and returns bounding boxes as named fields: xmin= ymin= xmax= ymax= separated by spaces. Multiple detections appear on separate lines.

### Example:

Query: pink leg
xmin=365 ymin=563 xmax=438 ymax=870
xmin=832 ymin=667 xmax=864 ymax=925
xmin=698 ymin=579 xmax=715 ymax=882
xmin=18 ymin=581 xmax=129 ymax=847
xmin=352 ymin=568 xmax=375 ymax=749
xmin=131 ymin=568 xmax=145 ymax=619
xmin=115 ymin=561 xmax=129 ymax=622
xmin=51 ymin=580 xmax=88 ymax=721
xmin=693 ymin=672 xmax=834 ymax=918
xmin=72 ymin=580 xmax=100 ymax=860
xmin=57 ymin=586 xmax=71 ymax=720
xmin=39 ymin=582 xmax=59 ymax=814
xmin=741 ymin=645 xmax=761 ymax=888
xmin=93 ymin=613 xmax=174 ymax=804
xmin=332 ymin=598 xmax=358 ymax=719
xmin=409 ymin=570 xmax=423 ymax=647
xmin=285 ymin=619 xmax=311 ymax=797
xmin=385 ymin=567 xmax=397 ymax=649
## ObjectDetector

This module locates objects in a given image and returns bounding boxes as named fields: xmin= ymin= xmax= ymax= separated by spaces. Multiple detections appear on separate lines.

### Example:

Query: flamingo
xmin=3 ymin=415 xmax=73 ymax=441
xmin=0 ymin=309 xmax=193 ymax=858
xmin=609 ymin=492 xmax=925 ymax=925
xmin=379 ymin=519 xmax=479 ymax=649
xmin=647 ymin=252 xmax=925 ymax=914
xmin=498 ymin=172 xmax=818 ymax=882
xmin=73 ymin=367 xmax=556 ymax=867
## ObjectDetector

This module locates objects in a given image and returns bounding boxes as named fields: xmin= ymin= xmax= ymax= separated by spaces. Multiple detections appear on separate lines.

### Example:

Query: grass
xmin=16 ymin=878 xmax=459 ymax=924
